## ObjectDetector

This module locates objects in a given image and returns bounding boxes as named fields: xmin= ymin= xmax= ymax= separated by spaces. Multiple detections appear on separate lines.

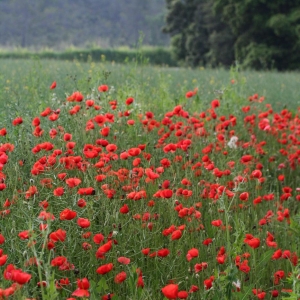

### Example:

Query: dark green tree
xmin=163 ymin=0 xmax=235 ymax=67
xmin=214 ymin=0 xmax=300 ymax=70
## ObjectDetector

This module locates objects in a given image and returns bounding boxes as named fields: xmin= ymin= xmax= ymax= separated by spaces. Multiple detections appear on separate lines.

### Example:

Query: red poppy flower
xmin=106 ymin=144 xmax=117 ymax=152
xmin=120 ymin=152 xmax=129 ymax=160
xmin=72 ymin=289 xmax=90 ymax=297
xmin=48 ymin=113 xmax=59 ymax=121
xmin=252 ymin=289 xmax=266 ymax=299
xmin=211 ymin=99 xmax=220 ymax=108
xmin=160 ymin=189 xmax=173 ymax=199
xmin=189 ymin=285 xmax=199 ymax=293
xmin=3 ymin=264 xmax=15 ymax=280
xmin=282 ymin=250 xmax=290 ymax=259
xmin=186 ymin=91 xmax=194 ymax=98
xmin=32 ymin=117 xmax=40 ymax=127
xmin=96 ymin=240 xmax=112 ymax=258
xmin=251 ymin=169 xmax=262 ymax=178
xmin=145 ymin=111 xmax=154 ymax=118
xmin=69 ymin=105 xmax=81 ymax=115
xmin=63 ymin=133 xmax=72 ymax=141
xmin=178 ymin=291 xmax=189 ymax=299
xmin=202 ymin=238 xmax=213 ymax=246
xmin=161 ymin=284 xmax=178 ymax=299
xmin=217 ymin=255 xmax=226 ymax=264
xmin=11 ymin=270 xmax=32 ymax=284
xmin=66 ymin=178 xmax=81 ymax=188
xmin=82 ymin=232 xmax=91 ymax=239
xmin=137 ymin=275 xmax=144 ymax=288
xmin=239 ymin=260 xmax=250 ymax=273
xmin=85 ymin=99 xmax=94 ymax=107
xmin=56 ymin=278 xmax=70 ymax=289
xmin=59 ymin=208 xmax=77 ymax=220
xmin=141 ymin=248 xmax=150 ymax=256
xmin=51 ymin=256 xmax=67 ymax=267
xmin=0 ymin=128 xmax=7 ymax=136
xmin=77 ymin=278 xmax=90 ymax=290
xmin=50 ymin=81 xmax=56 ymax=89
xmin=204 ymin=276 xmax=214 ymax=290
xmin=75 ymin=198 xmax=86 ymax=208
xmin=125 ymin=97 xmax=134 ymax=105
xmin=244 ymin=235 xmax=260 ymax=249
xmin=120 ymin=204 xmax=129 ymax=214
xmin=117 ymin=257 xmax=130 ymax=265
xmin=98 ymin=85 xmax=109 ymax=92
xmin=67 ymin=91 xmax=84 ymax=102
xmin=77 ymin=187 xmax=95 ymax=195
xmin=0 ymin=254 xmax=8 ymax=266
xmin=240 ymin=155 xmax=253 ymax=164
xmin=39 ymin=211 xmax=55 ymax=221
xmin=93 ymin=233 xmax=104 ymax=244
xmin=157 ymin=248 xmax=170 ymax=257
xmin=272 ymin=249 xmax=282 ymax=260
xmin=114 ymin=271 xmax=127 ymax=284
xmin=186 ymin=248 xmax=199 ymax=261
xmin=128 ymin=148 xmax=141 ymax=156
xmin=211 ymin=219 xmax=223 ymax=227
xmin=77 ymin=218 xmax=91 ymax=228
xmin=239 ymin=192 xmax=249 ymax=201
xmin=0 ymin=183 xmax=6 ymax=191
xmin=95 ymin=174 xmax=106 ymax=182
xmin=96 ymin=263 xmax=113 ymax=275
xmin=53 ymin=187 xmax=64 ymax=196
xmin=101 ymin=127 xmax=110 ymax=137
xmin=194 ymin=262 xmax=208 ymax=273
xmin=18 ymin=230 xmax=31 ymax=240
xmin=40 ymin=107 xmax=52 ymax=117
xmin=25 ymin=186 xmax=38 ymax=199
xmin=270 ymin=290 xmax=279 ymax=297
xmin=171 ymin=230 xmax=182 ymax=240
xmin=162 ymin=225 xmax=175 ymax=237
xmin=49 ymin=229 xmax=66 ymax=242
xmin=12 ymin=117 xmax=23 ymax=126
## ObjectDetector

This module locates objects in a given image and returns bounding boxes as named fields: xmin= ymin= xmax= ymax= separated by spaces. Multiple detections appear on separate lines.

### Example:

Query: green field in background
xmin=0 ymin=58 xmax=299 ymax=125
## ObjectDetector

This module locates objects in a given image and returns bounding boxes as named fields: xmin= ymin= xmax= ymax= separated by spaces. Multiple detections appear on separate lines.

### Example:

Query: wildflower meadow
xmin=0 ymin=59 xmax=299 ymax=299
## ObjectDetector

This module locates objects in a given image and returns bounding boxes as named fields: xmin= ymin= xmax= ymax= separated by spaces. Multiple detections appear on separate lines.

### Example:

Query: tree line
xmin=1 ymin=0 xmax=299 ymax=70
xmin=163 ymin=0 xmax=300 ymax=70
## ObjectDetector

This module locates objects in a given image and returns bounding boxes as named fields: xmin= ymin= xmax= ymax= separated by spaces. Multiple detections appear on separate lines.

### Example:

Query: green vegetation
xmin=0 ymin=0 xmax=168 ymax=48
xmin=1 ymin=0 xmax=300 ymax=71
xmin=0 ymin=58 xmax=299 ymax=299
xmin=163 ymin=0 xmax=235 ymax=68
xmin=0 ymin=47 xmax=176 ymax=67
xmin=164 ymin=0 xmax=300 ymax=70
xmin=0 ymin=59 xmax=299 ymax=125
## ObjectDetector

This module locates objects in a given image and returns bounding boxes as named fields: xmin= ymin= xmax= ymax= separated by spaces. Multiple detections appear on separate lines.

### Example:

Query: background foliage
xmin=0 ymin=0 xmax=168 ymax=48
xmin=0 ymin=0 xmax=300 ymax=70
xmin=164 ymin=0 xmax=300 ymax=70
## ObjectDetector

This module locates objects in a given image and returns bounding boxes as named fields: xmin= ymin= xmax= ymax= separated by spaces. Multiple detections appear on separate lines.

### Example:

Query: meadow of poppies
xmin=0 ymin=61 xmax=299 ymax=299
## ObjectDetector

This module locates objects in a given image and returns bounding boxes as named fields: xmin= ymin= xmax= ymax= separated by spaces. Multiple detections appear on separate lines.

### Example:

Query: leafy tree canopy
xmin=164 ymin=0 xmax=300 ymax=70
xmin=214 ymin=0 xmax=300 ymax=70
xmin=163 ymin=0 xmax=235 ymax=68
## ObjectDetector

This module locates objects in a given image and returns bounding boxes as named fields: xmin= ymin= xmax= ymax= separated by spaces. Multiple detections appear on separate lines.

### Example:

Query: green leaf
xmin=96 ymin=277 xmax=109 ymax=293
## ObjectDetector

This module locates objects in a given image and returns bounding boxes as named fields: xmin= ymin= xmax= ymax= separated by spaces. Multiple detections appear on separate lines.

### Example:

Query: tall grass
xmin=0 ymin=58 xmax=299 ymax=299
xmin=0 ymin=59 xmax=299 ymax=122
